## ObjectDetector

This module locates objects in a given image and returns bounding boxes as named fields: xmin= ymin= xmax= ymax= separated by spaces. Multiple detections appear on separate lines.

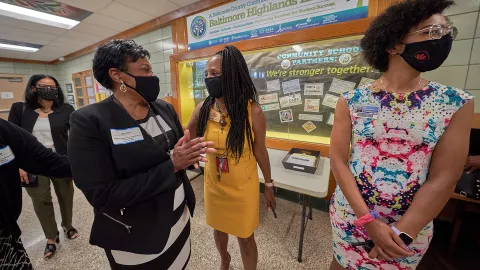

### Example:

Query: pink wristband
xmin=354 ymin=210 xmax=380 ymax=227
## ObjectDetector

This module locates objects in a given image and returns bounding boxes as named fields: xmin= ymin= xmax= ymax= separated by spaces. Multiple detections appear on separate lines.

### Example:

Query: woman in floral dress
xmin=329 ymin=0 xmax=474 ymax=269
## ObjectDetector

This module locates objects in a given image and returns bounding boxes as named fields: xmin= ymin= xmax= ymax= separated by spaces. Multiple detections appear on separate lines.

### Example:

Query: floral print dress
xmin=330 ymin=81 xmax=472 ymax=269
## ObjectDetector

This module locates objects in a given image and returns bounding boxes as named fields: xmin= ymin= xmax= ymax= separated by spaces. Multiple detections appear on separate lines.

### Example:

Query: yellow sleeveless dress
xmin=204 ymin=102 xmax=259 ymax=238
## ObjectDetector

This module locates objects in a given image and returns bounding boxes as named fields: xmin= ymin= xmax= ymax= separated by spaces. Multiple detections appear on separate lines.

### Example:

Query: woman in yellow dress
xmin=188 ymin=45 xmax=276 ymax=270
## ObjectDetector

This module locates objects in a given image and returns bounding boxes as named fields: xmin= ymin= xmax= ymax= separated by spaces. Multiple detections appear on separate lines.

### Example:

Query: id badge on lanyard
xmin=216 ymin=156 xmax=229 ymax=179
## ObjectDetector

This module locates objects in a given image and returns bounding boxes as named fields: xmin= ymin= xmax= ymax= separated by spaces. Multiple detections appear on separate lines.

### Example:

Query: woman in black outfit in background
xmin=0 ymin=118 xmax=71 ymax=269
xmin=9 ymin=75 xmax=78 ymax=259
xmin=68 ymin=40 xmax=216 ymax=269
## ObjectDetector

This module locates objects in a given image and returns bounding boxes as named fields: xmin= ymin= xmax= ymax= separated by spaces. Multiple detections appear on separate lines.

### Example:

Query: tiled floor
xmin=19 ymin=175 xmax=334 ymax=270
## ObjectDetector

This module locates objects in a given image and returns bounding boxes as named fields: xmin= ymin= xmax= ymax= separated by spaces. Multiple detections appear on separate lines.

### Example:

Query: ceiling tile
xmin=82 ymin=14 xmax=134 ymax=32
xmin=56 ymin=0 xmax=113 ymax=12
xmin=170 ymin=0 xmax=200 ymax=7
xmin=48 ymin=41 xmax=89 ymax=53
xmin=0 ymin=33 xmax=51 ymax=45
xmin=0 ymin=50 xmax=32 ymax=60
xmin=0 ymin=25 xmax=59 ymax=41
xmin=99 ymin=2 xmax=155 ymax=25
xmin=54 ymin=36 xmax=91 ymax=47
xmin=71 ymin=22 xmax=118 ymax=39
xmin=0 ymin=16 xmax=67 ymax=36
xmin=61 ymin=30 xmax=104 ymax=43
xmin=39 ymin=44 xmax=76 ymax=55
xmin=115 ymin=0 xmax=179 ymax=17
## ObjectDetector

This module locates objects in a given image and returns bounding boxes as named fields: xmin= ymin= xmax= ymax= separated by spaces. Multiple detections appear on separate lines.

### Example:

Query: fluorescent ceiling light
xmin=0 ymin=2 xmax=80 ymax=29
xmin=0 ymin=42 xmax=39 ymax=52
xmin=292 ymin=45 xmax=303 ymax=52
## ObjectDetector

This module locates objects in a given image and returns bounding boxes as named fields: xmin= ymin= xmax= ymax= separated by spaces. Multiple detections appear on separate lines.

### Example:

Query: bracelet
xmin=354 ymin=210 xmax=380 ymax=227
xmin=265 ymin=179 xmax=274 ymax=187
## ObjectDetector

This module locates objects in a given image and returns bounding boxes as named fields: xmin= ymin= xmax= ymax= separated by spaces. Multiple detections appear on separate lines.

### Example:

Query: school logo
xmin=339 ymin=53 xmax=352 ymax=65
xmin=414 ymin=51 xmax=429 ymax=62
xmin=281 ymin=59 xmax=291 ymax=69
xmin=190 ymin=16 xmax=207 ymax=39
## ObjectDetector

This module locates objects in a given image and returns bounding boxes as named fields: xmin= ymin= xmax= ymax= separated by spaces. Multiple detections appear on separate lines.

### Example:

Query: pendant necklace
xmin=215 ymin=102 xmax=228 ymax=133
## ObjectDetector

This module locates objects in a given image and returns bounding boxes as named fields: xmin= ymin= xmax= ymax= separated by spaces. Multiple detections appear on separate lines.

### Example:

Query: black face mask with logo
xmin=123 ymin=72 xmax=160 ymax=102
xmin=400 ymin=34 xmax=453 ymax=72
xmin=36 ymin=87 xmax=58 ymax=101
xmin=205 ymin=76 xmax=223 ymax=98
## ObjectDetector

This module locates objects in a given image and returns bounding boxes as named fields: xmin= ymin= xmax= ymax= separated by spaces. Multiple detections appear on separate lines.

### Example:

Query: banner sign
xmin=187 ymin=0 xmax=369 ymax=50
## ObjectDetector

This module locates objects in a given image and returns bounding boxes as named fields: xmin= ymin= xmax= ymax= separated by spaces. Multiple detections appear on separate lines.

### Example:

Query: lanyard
xmin=112 ymin=97 xmax=172 ymax=153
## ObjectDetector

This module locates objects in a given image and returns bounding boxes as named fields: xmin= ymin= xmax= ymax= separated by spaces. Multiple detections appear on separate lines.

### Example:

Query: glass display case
xmin=177 ymin=35 xmax=381 ymax=145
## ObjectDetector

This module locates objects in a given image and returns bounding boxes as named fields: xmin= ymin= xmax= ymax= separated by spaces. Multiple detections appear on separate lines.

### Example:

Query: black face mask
xmin=400 ymin=35 xmax=453 ymax=72
xmin=205 ymin=76 xmax=223 ymax=98
xmin=36 ymin=87 xmax=58 ymax=101
xmin=123 ymin=72 xmax=160 ymax=102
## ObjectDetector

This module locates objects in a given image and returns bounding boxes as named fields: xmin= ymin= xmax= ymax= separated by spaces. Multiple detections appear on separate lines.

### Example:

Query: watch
xmin=265 ymin=179 xmax=274 ymax=187
xmin=391 ymin=226 xmax=413 ymax=246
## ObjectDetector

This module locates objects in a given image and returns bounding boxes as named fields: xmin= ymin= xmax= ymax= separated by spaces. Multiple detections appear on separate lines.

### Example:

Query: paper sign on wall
xmin=329 ymin=78 xmax=356 ymax=94
xmin=304 ymin=99 xmax=320 ymax=112
xmin=0 ymin=92 xmax=14 ymax=99
xmin=282 ymin=79 xmax=301 ymax=94
xmin=358 ymin=77 xmax=375 ymax=88
xmin=259 ymin=93 xmax=279 ymax=104
xmin=302 ymin=121 xmax=317 ymax=133
xmin=327 ymin=113 xmax=335 ymax=126
xmin=279 ymin=93 xmax=302 ymax=108
xmin=304 ymin=83 xmax=324 ymax=96
xmin=279 ymin=109 xmax=293 ymax=123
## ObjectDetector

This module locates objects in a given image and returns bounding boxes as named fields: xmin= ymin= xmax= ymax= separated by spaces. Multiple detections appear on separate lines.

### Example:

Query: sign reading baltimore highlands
xmin=187 ymin=0 xmax=369 ymax=50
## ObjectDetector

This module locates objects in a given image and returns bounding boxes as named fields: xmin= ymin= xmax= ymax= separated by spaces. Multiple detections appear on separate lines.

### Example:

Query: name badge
xmin=110 ymin=127 xmax=144 ymax=145
xmin=353 ymin=105 xmax=379 ymax=119
xmin=0 ymin=145 xmax=15 ymax=166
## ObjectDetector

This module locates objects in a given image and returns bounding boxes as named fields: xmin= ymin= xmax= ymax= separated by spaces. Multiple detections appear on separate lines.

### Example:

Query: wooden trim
xmin=0 ymin=57 xmax=50 ymax=65
xmin=368 ymin=0 xmax=379 ymax=17
xmin=473 ymin=113 xmax=480 ymax=129
xmin=171 ymin=17 xmax=374 ymax=62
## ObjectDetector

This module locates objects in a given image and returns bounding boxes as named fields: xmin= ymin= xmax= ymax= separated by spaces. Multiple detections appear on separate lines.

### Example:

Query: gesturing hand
xmin=465 ymin=155 xmax=480 ymax=174
xmin=365 ymin=220 xmax=413 ymax=261
xmin=171 ymin=130 xmax=216 ymax=172
xmin=19 ymin=169 xmax=29 ymax=184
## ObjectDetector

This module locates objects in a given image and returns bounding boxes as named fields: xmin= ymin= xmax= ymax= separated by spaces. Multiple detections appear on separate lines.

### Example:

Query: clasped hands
xmin=364 ymin=220 xmax=414 ymax=261
xmin=171 ymin=129 xmax=216 ymax=172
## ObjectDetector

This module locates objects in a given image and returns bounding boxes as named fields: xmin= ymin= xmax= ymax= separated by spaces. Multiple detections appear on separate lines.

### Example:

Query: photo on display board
xmin=187 ymin=36 xmax=381 ymax=142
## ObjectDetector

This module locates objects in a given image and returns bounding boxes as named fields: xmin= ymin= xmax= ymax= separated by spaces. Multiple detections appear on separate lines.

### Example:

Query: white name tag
xmin=0 ymin=145 xmax=15 ymax=166
xmin=110 ymin=127 xmax=144 ymax=145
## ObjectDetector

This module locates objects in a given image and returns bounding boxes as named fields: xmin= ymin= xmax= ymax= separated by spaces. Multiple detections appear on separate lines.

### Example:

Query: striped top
xmin=109 ymin=113 xmax=191 ymax=269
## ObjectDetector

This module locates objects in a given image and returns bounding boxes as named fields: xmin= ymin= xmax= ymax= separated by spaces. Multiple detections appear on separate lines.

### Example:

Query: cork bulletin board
xmin=0 ymin=74 xmax=27 ymax=120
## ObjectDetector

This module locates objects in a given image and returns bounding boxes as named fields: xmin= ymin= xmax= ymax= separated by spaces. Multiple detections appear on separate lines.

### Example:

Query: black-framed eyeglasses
xmin=36 ymin=85 xmax=58 ymax=91
xmin=408 ymin=24 xmax=458 ymax=40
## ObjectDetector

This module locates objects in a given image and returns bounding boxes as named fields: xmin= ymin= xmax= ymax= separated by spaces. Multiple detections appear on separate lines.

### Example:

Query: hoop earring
xmin=120 ymin=81 xmax=127 ymax=92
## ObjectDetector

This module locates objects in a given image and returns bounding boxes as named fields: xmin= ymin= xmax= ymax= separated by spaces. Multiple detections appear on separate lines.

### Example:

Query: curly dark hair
xmin=361 ymin=0 xmax=454 ymax=72
xmin=93 ymin=39 xmax=150 ymax=90
xmin=196 ymin=45 xmax=258 ymax=163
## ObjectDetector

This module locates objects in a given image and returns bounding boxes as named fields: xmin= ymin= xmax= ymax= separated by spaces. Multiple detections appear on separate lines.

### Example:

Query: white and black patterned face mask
xmin=36 ymin=86 xmax=59 ymax=101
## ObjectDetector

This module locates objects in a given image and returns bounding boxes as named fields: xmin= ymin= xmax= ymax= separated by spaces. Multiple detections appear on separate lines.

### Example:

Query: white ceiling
xmin=0 ymin=0 xmax=200 ymax=62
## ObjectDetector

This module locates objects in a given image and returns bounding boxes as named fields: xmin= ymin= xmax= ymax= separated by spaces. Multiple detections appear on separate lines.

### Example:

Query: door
xmin=0 ymin=74 xmax=27 ymax=120
xmin=72 ymin=70 xmax=96 ymax=108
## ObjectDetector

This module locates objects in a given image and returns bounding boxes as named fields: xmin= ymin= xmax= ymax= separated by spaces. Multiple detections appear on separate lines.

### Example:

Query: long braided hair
xmin=196 ymin=45 xmax=258 ymax=163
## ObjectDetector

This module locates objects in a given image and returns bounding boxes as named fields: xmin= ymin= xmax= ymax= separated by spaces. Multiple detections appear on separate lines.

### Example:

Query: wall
xmin=0 ymin=61 xmax=59 ymax=82
xmin=423 ymin=0 xmax=480 ymax=112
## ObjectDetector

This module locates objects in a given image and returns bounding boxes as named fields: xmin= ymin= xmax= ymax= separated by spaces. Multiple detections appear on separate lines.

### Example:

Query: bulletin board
xmin=0 ymin=74 xmax=27 ymax=120
xmin=177 ymin=35 xmax=381 ymax=145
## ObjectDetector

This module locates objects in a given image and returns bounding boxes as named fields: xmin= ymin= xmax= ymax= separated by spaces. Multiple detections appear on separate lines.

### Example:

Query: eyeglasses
xmin=408 ymin=24 xmax=458 ymax=40
xmin=36 ymin=85 xmax=58 ymax=91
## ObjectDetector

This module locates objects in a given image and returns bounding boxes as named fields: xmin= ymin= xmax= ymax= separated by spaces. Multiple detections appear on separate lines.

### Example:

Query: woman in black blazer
xmin=9 ymin=74 xmax=78 ymax=259
xmin=68 ymin=40 xmax=215 ymax=270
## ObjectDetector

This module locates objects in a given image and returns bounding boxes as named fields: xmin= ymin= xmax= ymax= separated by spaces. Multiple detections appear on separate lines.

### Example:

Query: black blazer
xmin=8 ymin=102 xmax=75 ymax=155
xmin=67 ymin=97 xmax=195 ymax=254
xmin=0 ymin=119 xmax=71 ymax=238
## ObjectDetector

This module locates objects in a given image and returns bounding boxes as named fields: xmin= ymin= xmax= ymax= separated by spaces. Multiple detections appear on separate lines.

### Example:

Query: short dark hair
xmin=360 ymin=0 xmax=454 ymax=72
xmin=25 ymin=74 xmax=65 ymax=110
xmin=93 ymin=39 xmax=150 ymax=89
